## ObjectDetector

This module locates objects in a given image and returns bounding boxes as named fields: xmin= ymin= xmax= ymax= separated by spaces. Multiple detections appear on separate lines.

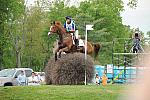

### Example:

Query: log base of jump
xmin=45 ymin=53 xmax=94 ymax=85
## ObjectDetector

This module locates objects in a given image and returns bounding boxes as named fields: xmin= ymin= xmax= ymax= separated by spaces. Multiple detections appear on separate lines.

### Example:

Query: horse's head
xmin=48 ymin=21 xmax=62 ymax=36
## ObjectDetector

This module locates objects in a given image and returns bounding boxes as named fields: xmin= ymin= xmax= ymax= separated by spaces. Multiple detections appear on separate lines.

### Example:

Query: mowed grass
xmin=0 ymin=84 xmax=125 ymax=100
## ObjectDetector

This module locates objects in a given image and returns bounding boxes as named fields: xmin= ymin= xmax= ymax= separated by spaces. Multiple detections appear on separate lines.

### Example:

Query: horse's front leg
xmin=55 ymin=48 xmax=59 ymax=61
xmin=55 ymin=52 xmax=57 ymax=61
xmin=58 ymin=51 xmax=62 ymax=58
xmin=58 ymin=47 xmax=69 ymax=58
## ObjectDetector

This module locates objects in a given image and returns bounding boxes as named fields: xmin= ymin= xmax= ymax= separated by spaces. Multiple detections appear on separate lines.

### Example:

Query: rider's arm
xmin=72 ymin=22 xmax=75 ymax=31
xmin=63 ymin=23 xmax=66 ymax=28
xmin=64 ymin=22 xmax=70 ymax=33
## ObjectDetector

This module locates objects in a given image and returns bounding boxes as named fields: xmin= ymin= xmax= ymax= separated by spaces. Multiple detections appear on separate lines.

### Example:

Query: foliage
xmin=0 ymin=0 xmax=49 ymax=70
xmin=47 ymin=0 xmax=133 ymax=65
xmin=147 ymin=31 xmax=150 ymax=38
xmin=0 ymin=0 xmax=24 ymax=68
xmin=127 ymin=0 xmax=138 ymax=8
xmin=0 ymin=0 xmax=138 ymax=70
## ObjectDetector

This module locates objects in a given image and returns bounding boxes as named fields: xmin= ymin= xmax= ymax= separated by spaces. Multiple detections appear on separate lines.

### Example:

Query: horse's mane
xmin=54 ymin=21 xmax=66 ymax=34
xmin=55 ymin=21 xmax=62 ymax=26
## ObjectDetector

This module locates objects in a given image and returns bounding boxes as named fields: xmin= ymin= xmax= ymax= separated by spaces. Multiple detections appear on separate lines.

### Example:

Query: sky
xmin=121 ymin=0 xmax=150 ymax=35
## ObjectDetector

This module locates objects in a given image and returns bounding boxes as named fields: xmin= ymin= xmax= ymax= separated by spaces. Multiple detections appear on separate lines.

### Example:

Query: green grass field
xmin=0 ymin=85 xmax=125 ymax=100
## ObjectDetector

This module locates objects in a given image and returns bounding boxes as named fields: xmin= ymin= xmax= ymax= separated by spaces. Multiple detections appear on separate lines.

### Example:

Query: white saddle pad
xmin=79 ymin=39 xmax=85 ymax=47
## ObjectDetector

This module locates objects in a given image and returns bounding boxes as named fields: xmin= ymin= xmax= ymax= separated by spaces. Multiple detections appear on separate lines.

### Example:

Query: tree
xmin=0 ymin=0 xmax=50 ymax=70
xmin=127 ymin=0 xmax=138 ymax=8
xmin=0 ymin=0 xmax=24 ymax=69
xmin=45 ymin=0 xmax=135 ymax=65
xmin=0 ymin=0 xmax=139 ymax=69
xmin=147 ymin=31 xmax=150 ymax=38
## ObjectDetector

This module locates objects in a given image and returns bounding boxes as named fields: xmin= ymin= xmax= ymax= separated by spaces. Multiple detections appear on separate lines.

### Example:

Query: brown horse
xmin=48 ymin=21 xmax=101 ymax=61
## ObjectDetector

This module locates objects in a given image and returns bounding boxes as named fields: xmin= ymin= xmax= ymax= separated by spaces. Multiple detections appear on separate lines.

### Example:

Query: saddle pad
xmin=79 ymin=39 xmax=85 ymax=47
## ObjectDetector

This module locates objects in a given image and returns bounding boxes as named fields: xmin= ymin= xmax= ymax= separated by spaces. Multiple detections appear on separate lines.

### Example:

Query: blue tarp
xmin=94 ymin=65 xmax=137 ymax=83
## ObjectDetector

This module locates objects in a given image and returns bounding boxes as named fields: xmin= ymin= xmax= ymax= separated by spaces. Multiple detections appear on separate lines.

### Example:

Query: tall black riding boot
xmin=75 ymin=39 xmax=79 ymax=46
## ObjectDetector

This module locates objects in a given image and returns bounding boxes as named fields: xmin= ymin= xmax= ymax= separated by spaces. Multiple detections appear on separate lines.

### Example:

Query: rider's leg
xmin=75 ymin=39 xmax=79 ymax=46
xmin=138 ymin=44 xmax=144 ymax=52
xmin=70 ymin=33 xmax=75 ymax=45
xmin=74 ymin=30 xmax=79 ymax=47
xmin=132 ymin=38 xmax=140 ymax=53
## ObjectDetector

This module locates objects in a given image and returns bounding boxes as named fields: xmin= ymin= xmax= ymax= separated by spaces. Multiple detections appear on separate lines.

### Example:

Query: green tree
xmin=0 ymin=0 xmax=139 ymax=69
xmin=0 ymin=0 xmax=24 ymax=69
xmin=147 ymin=31 xmax=150 ymax=38
xmin=46 ymin=0 xmax=134 ymax=65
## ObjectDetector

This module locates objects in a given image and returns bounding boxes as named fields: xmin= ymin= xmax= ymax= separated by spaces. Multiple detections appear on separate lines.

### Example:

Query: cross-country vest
xmin=64 ymin=20 xmax=75 ymax=32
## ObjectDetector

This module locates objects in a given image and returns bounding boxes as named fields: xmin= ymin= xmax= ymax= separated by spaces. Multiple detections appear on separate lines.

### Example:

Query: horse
xmin=48 ymin=21 xmax=101 ymax=61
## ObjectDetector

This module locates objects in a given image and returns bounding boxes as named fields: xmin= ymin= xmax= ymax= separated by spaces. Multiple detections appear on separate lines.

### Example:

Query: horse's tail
xmin=93 ymin=43 xmax=101 ymax=58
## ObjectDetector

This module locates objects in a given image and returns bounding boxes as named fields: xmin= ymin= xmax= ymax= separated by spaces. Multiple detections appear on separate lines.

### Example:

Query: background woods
xmin=0 ymin=0 xmax=145 ymax=71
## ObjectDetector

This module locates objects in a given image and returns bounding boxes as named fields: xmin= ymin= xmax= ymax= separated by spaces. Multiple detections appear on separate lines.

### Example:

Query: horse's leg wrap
xmin=55 ymin=52 xmax=57 ymax=61
xmin=58 ymin=47 xmax=69 ymax=56
xmin=55 ymin=48 xmax=59 ymax=61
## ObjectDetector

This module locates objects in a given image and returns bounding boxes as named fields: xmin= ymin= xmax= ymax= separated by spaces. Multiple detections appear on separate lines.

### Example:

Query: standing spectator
xmin=28 ymin=72 xmax=40 ymax=86
xmin=17 ymin=70 xmax=27 ymax=86
xmin=95 ymin=73 xmax=100 ymax=85
xmin=102 ymin=74 xmax=108 ymax=86
xmin=36 ymin=73 xmax=43 ymax=83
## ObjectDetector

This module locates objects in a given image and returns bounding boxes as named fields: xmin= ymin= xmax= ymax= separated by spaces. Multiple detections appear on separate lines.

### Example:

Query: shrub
xmin=45 ymin=53 xmax=94 ymax=85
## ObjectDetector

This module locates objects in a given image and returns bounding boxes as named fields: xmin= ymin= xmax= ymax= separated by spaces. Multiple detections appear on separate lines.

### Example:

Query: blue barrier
xmin=94 ymin=65 xmax=138 ymax=83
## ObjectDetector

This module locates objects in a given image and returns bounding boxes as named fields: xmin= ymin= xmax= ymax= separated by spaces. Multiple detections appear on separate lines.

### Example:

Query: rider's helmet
xmin=65 ymin=16 xmax=72 ymax=20
xmin=65 ymin=16 xmax=72 ymax=24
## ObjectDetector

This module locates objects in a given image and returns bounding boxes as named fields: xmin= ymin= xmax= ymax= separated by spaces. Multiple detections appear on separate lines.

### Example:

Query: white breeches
xmin=74 ymin=30 xmax=79 ymax=39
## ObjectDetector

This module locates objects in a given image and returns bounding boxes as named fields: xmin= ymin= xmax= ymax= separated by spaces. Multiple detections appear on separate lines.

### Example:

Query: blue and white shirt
xmin=64 ymin=20 xmax=76 ymax=32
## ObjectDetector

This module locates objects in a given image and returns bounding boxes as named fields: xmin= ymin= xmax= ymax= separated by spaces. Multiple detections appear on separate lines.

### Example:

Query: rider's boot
xmin=75 ymin=39 xmax=80 ymax=51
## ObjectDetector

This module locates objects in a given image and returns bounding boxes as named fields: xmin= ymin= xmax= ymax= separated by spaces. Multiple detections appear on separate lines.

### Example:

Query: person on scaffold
xmin=132 ymin=27 xmax=144 ymax=53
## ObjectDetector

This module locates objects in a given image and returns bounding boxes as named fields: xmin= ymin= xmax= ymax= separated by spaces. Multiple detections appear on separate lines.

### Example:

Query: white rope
xmin=113 ymin=53 xmax=150 ymax=55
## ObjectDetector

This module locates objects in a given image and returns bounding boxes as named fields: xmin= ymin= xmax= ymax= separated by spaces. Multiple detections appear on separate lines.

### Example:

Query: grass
xmin=0 ymin=84 xmax=125 ymax=100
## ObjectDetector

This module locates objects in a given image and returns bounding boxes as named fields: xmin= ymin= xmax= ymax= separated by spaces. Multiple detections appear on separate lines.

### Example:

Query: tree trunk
xmin=15 ymin=36 xmax=21 ymax=68
xmin=16 ymin=50 xmax=21 ymax=68
xmin=0 ymin=23 xmax=4 ymax=70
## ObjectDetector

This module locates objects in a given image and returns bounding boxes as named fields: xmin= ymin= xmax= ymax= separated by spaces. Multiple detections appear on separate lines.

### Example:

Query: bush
xmin=45 ymin=53 xmax=94 ymax=85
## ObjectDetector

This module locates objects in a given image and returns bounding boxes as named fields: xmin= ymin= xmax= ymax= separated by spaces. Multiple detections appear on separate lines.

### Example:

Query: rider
xmin=64 ymin=16 xmax=79 ymax=47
